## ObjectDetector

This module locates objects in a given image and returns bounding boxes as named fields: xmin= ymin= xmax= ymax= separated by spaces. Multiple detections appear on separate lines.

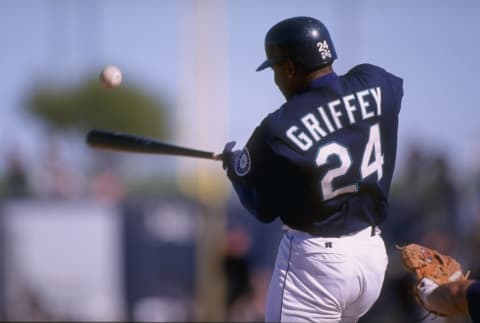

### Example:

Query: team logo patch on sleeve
xmin=234 ymin=148 xmax=251 ymax=176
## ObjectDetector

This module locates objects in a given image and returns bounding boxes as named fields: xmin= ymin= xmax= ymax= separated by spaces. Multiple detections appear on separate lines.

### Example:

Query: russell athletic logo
xmin=316 ymin=40 xmax=332 ymax=60
xmin=234 ymin=148 xmax=251 ymax=176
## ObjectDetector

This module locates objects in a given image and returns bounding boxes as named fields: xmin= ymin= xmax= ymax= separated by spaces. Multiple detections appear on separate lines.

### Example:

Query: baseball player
xmin=418 ymin=278 xmax=480 ymax=322
xmin=220 ymin=17 xmax=403 ymax=322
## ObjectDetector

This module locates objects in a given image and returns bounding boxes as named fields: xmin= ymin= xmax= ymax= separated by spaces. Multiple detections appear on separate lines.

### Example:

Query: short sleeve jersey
xmin=230 ymin=64 xmax=403 ymax=236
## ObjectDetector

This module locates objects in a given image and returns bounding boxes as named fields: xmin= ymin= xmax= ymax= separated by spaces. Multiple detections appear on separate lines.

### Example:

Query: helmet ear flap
xmin=256 ymin=17 xmax=337 ymax=72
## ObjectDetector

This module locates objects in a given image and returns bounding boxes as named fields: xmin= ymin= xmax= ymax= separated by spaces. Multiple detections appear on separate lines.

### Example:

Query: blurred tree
xmin=26 ymin=79 xmax=168 ymax=138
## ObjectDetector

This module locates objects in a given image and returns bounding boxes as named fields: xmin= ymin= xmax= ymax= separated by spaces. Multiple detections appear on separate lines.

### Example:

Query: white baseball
xmin=100 ymin=65 xmax=122 ymax=88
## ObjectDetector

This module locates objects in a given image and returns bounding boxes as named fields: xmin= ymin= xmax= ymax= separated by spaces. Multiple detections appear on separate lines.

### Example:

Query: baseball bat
xmin=86 ymin=129 xmax=220 ymax=160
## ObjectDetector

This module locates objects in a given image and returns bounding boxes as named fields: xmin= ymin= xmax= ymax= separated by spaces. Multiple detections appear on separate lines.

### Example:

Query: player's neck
xmin=285 ymin=65 xmax=335 ymax=99
xmin=306 ymin=65 xmax=334 ymax=83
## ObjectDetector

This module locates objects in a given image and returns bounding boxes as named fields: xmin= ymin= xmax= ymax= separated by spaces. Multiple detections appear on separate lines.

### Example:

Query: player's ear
xmin=286 ymin=60 xmax=296 ymax=79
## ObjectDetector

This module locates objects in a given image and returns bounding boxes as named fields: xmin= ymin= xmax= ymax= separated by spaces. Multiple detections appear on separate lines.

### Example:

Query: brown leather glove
xmin=397 ymin=243 xmax=470 ymax=317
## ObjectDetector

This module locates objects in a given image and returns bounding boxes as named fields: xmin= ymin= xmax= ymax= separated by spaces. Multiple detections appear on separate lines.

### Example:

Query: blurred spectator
xmin=87 ymin=153 xmax=127 ymax=204
xmin=223 ymin=225 xmax=252 ymax=320
xmin=4 ymin=151 xmax=30 ymax=198
xmin=386 ymin=144 xmax=431 ymax=247
xmin=227 ymin=267 xmax=271 ymax=322
xmin=465 ymin=143 xmax=480 ymax=280
xmin=223 ymin=223 xmax=276 ymax=322
xmin=387 ymin=146 xmax=460 ymax=253
xmin=89 ymin=168 xmax=127 ymax=204
xmin=42 ymin=140 xmax=76 ymax=199
xmin=421 ymin=155 xmax=459 ymax=250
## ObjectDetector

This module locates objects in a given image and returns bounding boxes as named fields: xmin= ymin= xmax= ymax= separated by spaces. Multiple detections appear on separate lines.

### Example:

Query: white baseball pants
xmin=265 ymin=226 xmax=388 ymax=323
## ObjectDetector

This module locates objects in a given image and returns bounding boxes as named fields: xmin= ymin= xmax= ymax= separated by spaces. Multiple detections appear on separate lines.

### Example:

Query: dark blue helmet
xmin=256 ymin=17 xmax=337 ymax=72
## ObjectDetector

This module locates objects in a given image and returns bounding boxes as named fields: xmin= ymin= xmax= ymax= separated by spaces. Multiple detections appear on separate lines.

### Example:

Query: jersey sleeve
xmin=226 ymin=120 xmax=279 ymax=223
xmin=227 ymin=121 xmax=272 ymax=182
xmin=388 ymin=73 xmax=404 ymax=114
xmin=347 ymin=63 xmax=404 ymax=114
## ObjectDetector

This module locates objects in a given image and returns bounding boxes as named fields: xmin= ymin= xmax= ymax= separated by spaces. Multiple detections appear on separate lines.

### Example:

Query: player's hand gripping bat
xmin=86 ymin=129 xmax=222 ymax=160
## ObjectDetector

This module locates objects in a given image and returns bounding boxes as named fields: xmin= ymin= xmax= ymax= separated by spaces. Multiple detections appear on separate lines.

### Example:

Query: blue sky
xmin=2 ymin=1 xmax=480 ymax=177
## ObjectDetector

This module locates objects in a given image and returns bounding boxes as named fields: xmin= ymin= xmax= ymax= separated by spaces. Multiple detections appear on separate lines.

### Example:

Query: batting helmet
xmin=256 ymin=17 xmax=337 ymax=72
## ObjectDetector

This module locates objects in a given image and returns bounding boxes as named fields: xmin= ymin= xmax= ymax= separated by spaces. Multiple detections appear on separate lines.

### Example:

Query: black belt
xmin=287 ymin=223 xmax=377 ymax=238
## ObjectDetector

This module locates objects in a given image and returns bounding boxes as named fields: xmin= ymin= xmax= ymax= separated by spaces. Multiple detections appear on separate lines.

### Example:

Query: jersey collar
xmin=309 ymin=72 xmax=338 ymax=89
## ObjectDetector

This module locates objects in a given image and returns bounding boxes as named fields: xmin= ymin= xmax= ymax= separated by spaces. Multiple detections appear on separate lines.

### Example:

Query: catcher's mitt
xmin=397 ymin=243 xmax=470 ymax=317
xmin=397 ymin=243 xmax=469 ymax=284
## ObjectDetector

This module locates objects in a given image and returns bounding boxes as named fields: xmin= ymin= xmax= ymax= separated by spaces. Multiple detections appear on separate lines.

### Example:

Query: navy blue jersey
xmin=228 ymin=64 xmax=403 ymax=236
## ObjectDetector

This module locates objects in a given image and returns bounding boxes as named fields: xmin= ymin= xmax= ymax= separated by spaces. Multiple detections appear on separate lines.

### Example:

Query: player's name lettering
xmin=286 ymin=87 xmax=381 ymax=151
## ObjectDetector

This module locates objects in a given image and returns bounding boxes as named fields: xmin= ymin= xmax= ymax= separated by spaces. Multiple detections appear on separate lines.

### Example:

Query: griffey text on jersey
xmin=286 ymin=87 xmax=381 ymax=151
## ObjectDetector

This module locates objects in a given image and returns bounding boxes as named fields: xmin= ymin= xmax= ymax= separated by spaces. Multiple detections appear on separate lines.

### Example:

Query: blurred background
xmin=1 ymin=1 xmax=480 ymax=322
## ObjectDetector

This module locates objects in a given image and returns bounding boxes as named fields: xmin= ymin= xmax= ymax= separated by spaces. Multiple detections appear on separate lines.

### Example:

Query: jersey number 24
xmin=316 ymin=123 xmax=384 ymax=201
